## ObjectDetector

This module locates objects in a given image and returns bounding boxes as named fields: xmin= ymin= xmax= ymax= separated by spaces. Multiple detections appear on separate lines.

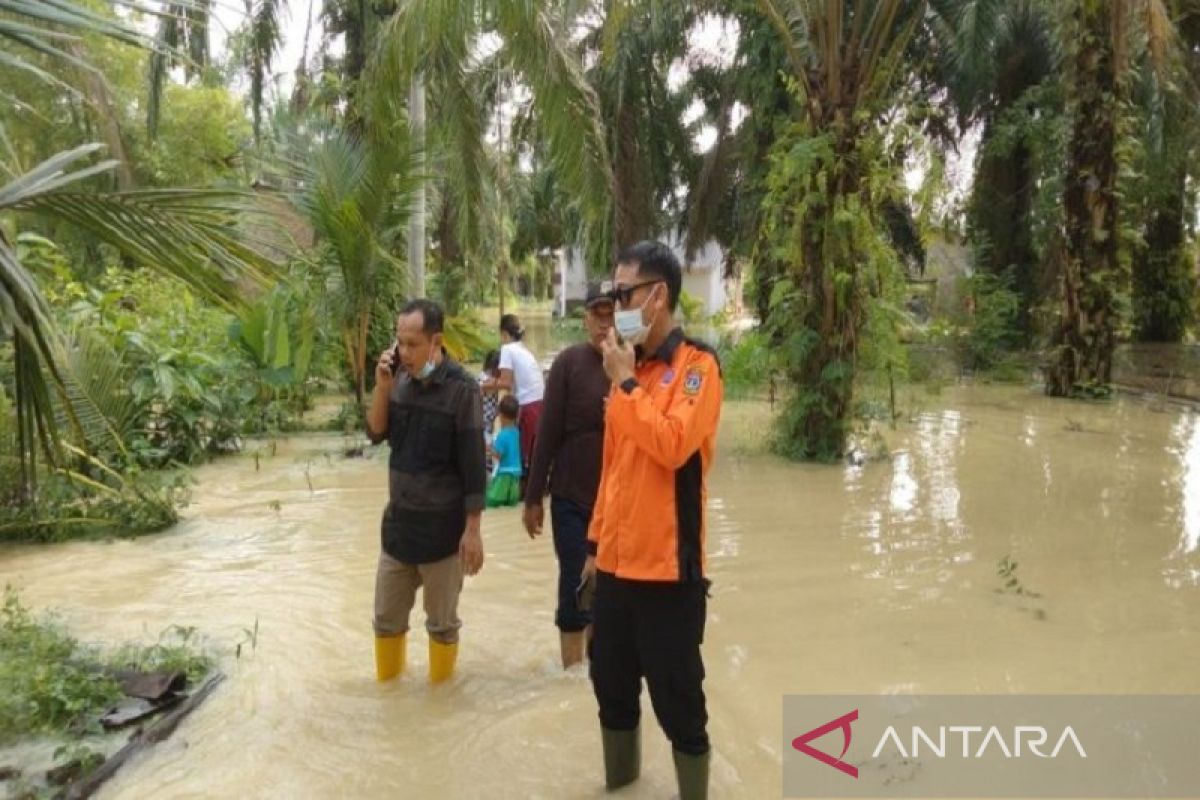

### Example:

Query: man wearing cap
xmin=522 ymin=282 xmax=615 ymax=668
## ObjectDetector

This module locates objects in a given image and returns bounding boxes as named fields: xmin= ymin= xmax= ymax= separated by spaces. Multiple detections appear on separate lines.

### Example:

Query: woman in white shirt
xmin=483 ymin=314 xmax=545 ymax=484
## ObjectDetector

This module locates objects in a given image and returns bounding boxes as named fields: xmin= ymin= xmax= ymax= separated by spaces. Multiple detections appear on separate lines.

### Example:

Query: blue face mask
xmin=614 ymin=285 xmax=659 ymax=345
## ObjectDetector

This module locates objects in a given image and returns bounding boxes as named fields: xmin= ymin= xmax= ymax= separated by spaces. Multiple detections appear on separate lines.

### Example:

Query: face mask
xmin=614 ymin=286 xmax=658 ymax=345
xmin=416 ymin=339 xmax=440 ymax=380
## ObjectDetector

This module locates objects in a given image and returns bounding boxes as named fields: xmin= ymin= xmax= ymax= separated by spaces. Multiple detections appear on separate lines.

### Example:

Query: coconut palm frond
xmin=1 ymin=145 xmax=280 ymax=482
xmin=55 ymin=328 xmax=135 ymax=458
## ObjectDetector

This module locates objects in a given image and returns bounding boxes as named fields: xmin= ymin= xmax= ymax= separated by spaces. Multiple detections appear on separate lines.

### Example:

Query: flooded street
xmin=3 ymin=384 xmax=1200 ymax=798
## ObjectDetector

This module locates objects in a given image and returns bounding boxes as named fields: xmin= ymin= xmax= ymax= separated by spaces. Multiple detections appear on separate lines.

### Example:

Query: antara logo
xmin=792 ymin=709 xmax=1089 ymax=780
xmin=792 ymin=709 xmax=860 ymax=779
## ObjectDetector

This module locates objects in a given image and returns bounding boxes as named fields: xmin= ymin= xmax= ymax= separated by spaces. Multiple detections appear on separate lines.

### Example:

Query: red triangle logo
xmin=791 ymin=709 xmax=859 ymax=779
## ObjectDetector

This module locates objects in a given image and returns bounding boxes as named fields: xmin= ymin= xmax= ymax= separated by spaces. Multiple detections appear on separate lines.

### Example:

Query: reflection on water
xmin=2 ymin=385 xmax=1200 ymax=798
xmin=1168 ymin=414 xmax=1200 ymax=572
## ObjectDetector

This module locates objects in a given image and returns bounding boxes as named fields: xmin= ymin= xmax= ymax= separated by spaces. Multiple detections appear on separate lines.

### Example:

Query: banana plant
xmin=230 ymin=286 xmax=316 ymax=394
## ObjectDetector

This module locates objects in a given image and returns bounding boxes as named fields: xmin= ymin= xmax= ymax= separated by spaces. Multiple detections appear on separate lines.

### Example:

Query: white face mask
xmin=415 ymin=338 xmax=441 ymax=380
xmin=614 ymin=286 xmax=659 ymax=345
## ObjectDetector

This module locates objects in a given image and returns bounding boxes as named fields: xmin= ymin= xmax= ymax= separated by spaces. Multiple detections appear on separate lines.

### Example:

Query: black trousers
xmin=589 ymin=570 xmax=709 ymax=755
xmin=551 ymin=496 xmax=593 ymax=632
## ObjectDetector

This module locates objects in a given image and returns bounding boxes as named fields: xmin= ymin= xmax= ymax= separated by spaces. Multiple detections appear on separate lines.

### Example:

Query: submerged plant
xmin=0 ymin=588 xmax=214 ymax=744
xmin=996 ymin=555 xmax=1041 ymax=597
xmin=995 ymin=556 xmax=1047 ymax=620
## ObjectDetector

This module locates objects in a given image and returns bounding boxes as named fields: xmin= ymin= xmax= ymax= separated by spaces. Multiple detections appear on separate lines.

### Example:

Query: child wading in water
xmin=486 ymin=395 xmax=523 ymax=507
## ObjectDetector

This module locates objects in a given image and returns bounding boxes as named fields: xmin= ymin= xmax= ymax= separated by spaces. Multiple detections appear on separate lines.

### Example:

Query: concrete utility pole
xmin=407 ymin=74 xmax=426 ymax=298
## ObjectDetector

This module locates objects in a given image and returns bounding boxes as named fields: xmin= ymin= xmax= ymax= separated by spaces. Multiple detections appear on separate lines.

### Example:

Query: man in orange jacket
xmin=581 ymin=241 xmax=722 ymax=799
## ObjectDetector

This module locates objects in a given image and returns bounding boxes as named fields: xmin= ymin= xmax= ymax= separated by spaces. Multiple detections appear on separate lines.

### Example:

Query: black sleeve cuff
xmin=586 ymin=540 xmax=598 ymax=555
xmin=619 ymin=377 xmax=639 ymax=395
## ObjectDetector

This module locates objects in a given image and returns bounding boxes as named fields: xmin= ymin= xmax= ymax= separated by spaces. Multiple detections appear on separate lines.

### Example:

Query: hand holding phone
xmin=377 ymin=344 xmax=401 ymax=382
xmin=575 ymin=571 xmax=596 ymax=613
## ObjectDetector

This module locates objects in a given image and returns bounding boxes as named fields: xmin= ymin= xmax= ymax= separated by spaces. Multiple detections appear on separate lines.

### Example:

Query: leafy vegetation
xmin=0 ymin=588 xmax=122 ymax=743
xmin=0 ymin=587 xmax=212 ymax=743
xmin=717 ymin=330 xmax=777 ymax=400
xmin=3 ymin=0 xmax=1200 ymax=512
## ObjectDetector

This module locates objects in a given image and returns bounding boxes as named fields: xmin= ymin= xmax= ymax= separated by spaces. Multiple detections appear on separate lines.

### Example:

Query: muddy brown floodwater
xmin=3 ymin=381 xmax=1200 ymax=798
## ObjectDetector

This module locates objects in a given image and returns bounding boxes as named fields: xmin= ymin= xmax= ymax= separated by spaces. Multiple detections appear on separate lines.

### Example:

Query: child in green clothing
xmin=486 ymin=395 xmax=522 ymax=507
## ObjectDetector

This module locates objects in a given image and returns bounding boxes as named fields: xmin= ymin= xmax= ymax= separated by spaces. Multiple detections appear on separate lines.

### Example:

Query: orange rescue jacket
xmin=587 ymin=328 xmax=722 ymax=582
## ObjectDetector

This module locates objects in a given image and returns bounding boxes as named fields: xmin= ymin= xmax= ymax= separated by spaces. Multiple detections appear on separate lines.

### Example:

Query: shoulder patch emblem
xmin=683 ymin=368 xmax=703 ymax=396
xmin=661 ymin=368 xmax=675 ymax=385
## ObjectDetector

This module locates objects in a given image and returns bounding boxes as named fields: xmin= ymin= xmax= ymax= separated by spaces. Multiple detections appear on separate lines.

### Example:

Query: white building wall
xmin=555 ymin=237 xmax=730 ymax=317
xmin=667 ymin=236 xmax=726 ymax=314
xmin=554 ymin=247 xmax=590 ymax=317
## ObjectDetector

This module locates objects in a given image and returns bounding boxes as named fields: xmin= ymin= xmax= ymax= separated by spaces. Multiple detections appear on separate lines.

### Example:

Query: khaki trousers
xmin=373 ymin=551 xmax=463 ymax=644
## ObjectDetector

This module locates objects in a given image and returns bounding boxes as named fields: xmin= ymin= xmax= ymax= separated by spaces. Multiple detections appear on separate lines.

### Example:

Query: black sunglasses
xmin=607 ymin=279 xmax=663 ymax=306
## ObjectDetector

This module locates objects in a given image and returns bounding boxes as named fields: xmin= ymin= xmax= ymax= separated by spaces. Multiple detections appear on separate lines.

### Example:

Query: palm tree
xmin=244 ymin=0 xmax=287 ymax=143
xmin=146 ymin=0 xmax=288 ymax=144
xmin=2 ymin=146 xmax=277 ymax=489
xmin=3 ymin=0 xmax=153 ymax=190
xmin=371 ymin=0 xmax=616 ymax=274
xmin=148 ymin=0 xmax=213 ymax=140
xmin=290 ymin=122 xmax=421 ymax=407
xmin=580 ymin=0 xmax=697 ymax=247
xmin=1130 ymin=0 xmax=1200 ymax=342
xmin=755 ymin=0 xmax=926 ymax=459
xmin=928 ymin=0 xmax=1059 ymax=340
xmin=2 ymin=2 xmax=278 ymax=489
xmin=1045 ymin=0 xmax=1176 ymax=396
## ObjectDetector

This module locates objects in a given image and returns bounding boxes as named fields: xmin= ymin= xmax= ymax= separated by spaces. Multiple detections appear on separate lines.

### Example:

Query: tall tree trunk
xmin=71 ymin=43 xmax=134 ymax=190
xmin=343 ymin=328 xmax=361 ymax=409
xmin=408 ymin=75 xmax=427 ymax=299
xmin=971 ymin=127 xmax=1036 ymax=338
xmin=1046 ymin=0 xmax=1124 ymax=397
xmin=339 ymin=0 xmax=396 ymax=134
xmin=613 ymin=103 xmax=653 ymax=247
xmin=1133 ymin=96 xmax=1196 ymax=342
xmin=498 ymin=258 xmax=507 ymax=320
xmin=753 ymin=258 xmax=776 ymax=331
xmin=1134 ymin=169 xmax=1194 ymax=342
xmin=356 ymin=312 xmax=370 ymax=407
xmin=778 ymin=127 xmax=865 ymax=460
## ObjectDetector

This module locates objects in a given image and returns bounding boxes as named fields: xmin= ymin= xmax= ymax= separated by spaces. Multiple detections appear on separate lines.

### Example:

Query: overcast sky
xmin=204 ymin=3 xmax=738 ymax=148
xmin=196 ymin=3 xmax=972 ymax=203
xmin=208 ymin=0 xmax=326 ymax=98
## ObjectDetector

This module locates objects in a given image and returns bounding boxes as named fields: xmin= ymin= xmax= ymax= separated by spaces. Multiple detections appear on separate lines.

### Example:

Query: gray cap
xmin=585 ymin=280 xmax=615 ymax=309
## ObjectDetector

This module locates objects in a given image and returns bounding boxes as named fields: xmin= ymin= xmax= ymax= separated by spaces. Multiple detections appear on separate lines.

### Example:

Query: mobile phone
xmin=575 ymin=572 xmax=596 ymax=613
xmin=388 ymin=344 xmax=401 ymax=373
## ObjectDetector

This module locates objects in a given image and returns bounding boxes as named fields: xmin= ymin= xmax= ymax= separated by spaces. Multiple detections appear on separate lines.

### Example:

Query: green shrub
xmin=717 ymin=329 xmax=775 ymax=398
xmin=0 ymin=588 xmax=122 ymax=743
xmin=0 ymin=467 xmax=188 ymax=544
xmin=962 ymin=270 xmax=1023 ymax=371
xmin=52 ymin=268 xmax=267 ymax=466
xmin=678 ymin=290 xmax=706 ymax=325
xmin=0 ymin=588 xmax=212 ymax=745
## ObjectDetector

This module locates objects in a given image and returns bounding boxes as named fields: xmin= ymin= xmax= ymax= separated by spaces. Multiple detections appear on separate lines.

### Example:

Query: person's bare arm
xmin=484 ymin=368 xmax=514 ymax=393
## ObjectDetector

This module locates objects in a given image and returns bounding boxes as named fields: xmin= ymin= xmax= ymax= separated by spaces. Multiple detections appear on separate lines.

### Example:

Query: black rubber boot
xmin=672 ymin=748 xmax=710 ymax=800
xmin=601 ymin=726 xmax=640 ymax=790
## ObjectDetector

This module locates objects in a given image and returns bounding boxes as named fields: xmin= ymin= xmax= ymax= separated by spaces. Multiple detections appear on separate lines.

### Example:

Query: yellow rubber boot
xmin=374 ymin=634 xmax=405 ymax=681
xmin=429 ymin=639 xmax=458 ymax=684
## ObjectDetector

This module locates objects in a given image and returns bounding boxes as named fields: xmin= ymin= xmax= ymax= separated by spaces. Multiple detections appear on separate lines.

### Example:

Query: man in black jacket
xmin=366 ymin=299 xmax=486 ymax=684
